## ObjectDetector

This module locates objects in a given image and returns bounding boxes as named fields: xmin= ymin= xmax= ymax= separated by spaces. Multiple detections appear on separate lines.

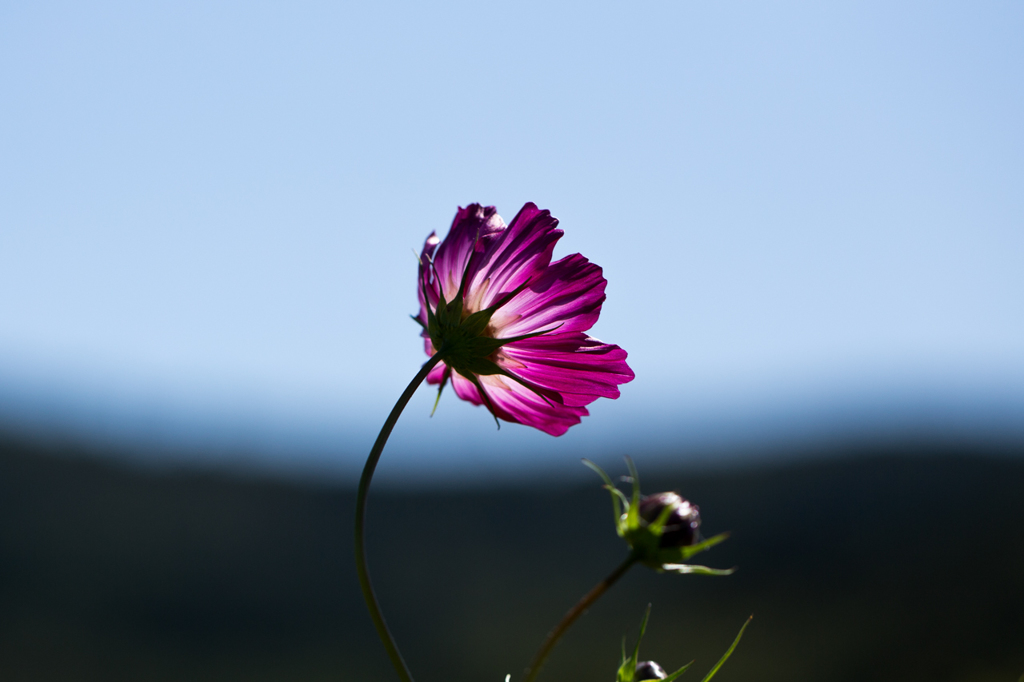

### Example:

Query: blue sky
xmin=1 ymin=2 xmax=1022 ymax=482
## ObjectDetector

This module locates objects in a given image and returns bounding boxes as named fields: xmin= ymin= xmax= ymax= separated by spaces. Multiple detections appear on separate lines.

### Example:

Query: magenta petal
xmin=470 ymin=203 xmax=563 ymax=310
xmin=450 ymin=370 xmax=485 ymax=406
xmin=492 ymin=253 xmax=607 ymax=336
xmin=482 ymin=376 xmax=590 ymax=437
xmin=431 ymin=204 xmax=505 ymax=301
xmin=448 ymin=369 xmax=586 ymax=435
xmin=425 ymin=359 xmax=447 ymax=385
xmin=501 ymin=333 xmax=634 ymax=403
xmin=417 ymin=232 xmax=440 ymax=326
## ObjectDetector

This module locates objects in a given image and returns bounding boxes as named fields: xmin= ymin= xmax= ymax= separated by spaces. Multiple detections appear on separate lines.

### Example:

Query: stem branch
xmin=354 ymin=354 xmax=442 ymax=682
xmin=523 ymin=552 xmax=639 ymax=682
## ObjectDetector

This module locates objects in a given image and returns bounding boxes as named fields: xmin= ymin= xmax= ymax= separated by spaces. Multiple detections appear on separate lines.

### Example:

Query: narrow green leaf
xmin=609 ymin=487 xmax=631 ymax=535
xmin=482 ymin=279 xmax=532 ymax=315
xmin=490 ymin=365 xmax=557 ymax=407
xmin=430 ymin=366 xmax=451 ymax=417
xmin=618 ymin=605 xmax=652 ymax=682
xmin=464 ymin=324 xmax=561 ymax=358
xmin=447 ymin=292 xmax=463 ymax=324
xmin=698 ymin=616 xmax=752 ymax=682
xmin=647 ymin=501 xmax=676 ymax=537
xmin=662 ymin=661 xmax=694 ymax=682
xmin=421 ymin=279 xmax=437 ymax=328
xmin=632 ymin=604 xmax=652 ymax=666
xmin=454 ymin=247 xmax=476 ymax=304
xmin=581 ymin=458 xmax=614 ymax=486
xmin=582 ymin=459 xmax=623 ymax=525
xmin=461 ymin=356 xmax=505 ymax=376
xmin=458 ymin=306 xmax=493 ymax=336
xmin=624 ymin=456 xmax=641 ymax=530
xmin=679 ymin=532 xmax=731 ymax=560
xmin=616 ymin=659 xmax=633 ymax=682
xmin=465 ymin=372 xmax=500 ymax=429
xmin=435 ymin=286 xmax=449 ymax=319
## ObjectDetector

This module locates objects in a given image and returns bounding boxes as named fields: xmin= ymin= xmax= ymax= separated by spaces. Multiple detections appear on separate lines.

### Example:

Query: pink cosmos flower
xmin=415 ymin=203 xmax=634 ymax=436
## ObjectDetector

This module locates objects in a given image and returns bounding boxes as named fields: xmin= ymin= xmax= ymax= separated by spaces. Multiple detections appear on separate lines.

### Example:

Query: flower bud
xmin=585 ymin=457 xmax=730 ymax=575
xmin=634 ymin=660 xmax=668 ymax=680
xmin=638 ymin=492 xmax=700 ymax=548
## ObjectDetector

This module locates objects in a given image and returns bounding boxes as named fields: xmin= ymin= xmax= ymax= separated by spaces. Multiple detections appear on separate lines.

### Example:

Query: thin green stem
xmin=523 ymin=551 xmax=640 ymax=682
xmin=354 ymin=354 xmax=442 ymax=682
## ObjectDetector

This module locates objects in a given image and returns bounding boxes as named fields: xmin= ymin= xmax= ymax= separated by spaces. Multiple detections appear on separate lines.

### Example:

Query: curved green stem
xmin=523 ymin=551 xmax=640 ymax=682
xmin=354 ymin=354 xmax=442 ymax=682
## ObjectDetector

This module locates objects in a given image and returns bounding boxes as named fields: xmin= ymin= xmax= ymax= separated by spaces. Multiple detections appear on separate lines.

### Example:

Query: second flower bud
xmin=638 ymin=492 xmax=701 ymax=549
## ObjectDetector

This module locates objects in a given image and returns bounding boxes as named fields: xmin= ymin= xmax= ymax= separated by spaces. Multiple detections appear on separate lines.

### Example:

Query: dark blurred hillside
xmin=1 ymin=434 xmax=1022 ymax=682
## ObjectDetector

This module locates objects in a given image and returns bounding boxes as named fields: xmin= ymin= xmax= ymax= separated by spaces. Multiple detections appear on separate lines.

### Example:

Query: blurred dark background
xmin=3 ymin=431 xmax=1021 ymax=682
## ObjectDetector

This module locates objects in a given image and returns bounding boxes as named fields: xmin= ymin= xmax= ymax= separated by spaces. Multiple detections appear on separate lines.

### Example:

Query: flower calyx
xmin=616 ymin=606 xmax=752 ymax=682
xmin=419 ymin=255 xmax=557 ymax=417
xmin=582 ymin=457 xmax=733 ymax=575
xmin=422 ymin=273 xmax=533 ymax=378
xmin=615 ymin=606 xmax=692 ymax=682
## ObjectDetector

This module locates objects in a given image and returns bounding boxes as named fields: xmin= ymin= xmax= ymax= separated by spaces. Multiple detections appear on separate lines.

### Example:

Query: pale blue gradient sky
xmin=1 ymin=2 xmax=1022 ymax=481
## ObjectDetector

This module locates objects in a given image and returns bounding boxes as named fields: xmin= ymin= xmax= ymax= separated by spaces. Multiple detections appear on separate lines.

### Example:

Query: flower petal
xmin=500 ymin=333 xmax=634 ymax=403
xmin=425 ymin=357 xmax=448 ymax=385
xmin=449 ymin=368 xmax=485 ymax=406
xmin=444 ymin=368 xmax=588 ymax=435
xmin=417 ymin=232 xmax=442 ymax=327
xmin=480 ymin=373 xmax=590 ymax=436
xmin=431 ymin=204 xmax=505 ymax=302
xmin=490 ymin=253 xmax=607 ymax=337
xmin=469 ymin=203 xmax=563 ymax=311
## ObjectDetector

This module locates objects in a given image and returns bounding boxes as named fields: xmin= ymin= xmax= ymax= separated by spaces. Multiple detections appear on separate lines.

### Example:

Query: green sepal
xmin=662 ymin=661 xmax=695 ymax=682
xmin=647 ymin=532 xmax=731 ymax=566
xmin=430 ymin=366 xmax=451 ymax=417
xmin=479 ymin=279 xmax=531 ymax=317
xmin=614 ymin=609 xmax=749 ymax=682
xmin=434 ymin=283 xmax=449 ymax=320
xmin=616 ymin=605 xmax=695 ymax=682
xmin=446 ymin=290 xmax=463 ymax=325
xmin=420 ymin=275 xmax=442 ymax=344
xmin=461 ymin=325 xmax=560 ymax=360
xmin=581 ymin=459 xmax=628 ymax=536
xmin=454 ymin=281 xmax=528 ymax=339
xmin=615 ymin=604 xmax=652 ymax=682
xmin=459 ymin=356 xmax=506 ymax=377
xmin=630 ymin=604 xmax=650 ymax=674
xmin=680 ymin=532 xmax=730 ymax=559
xmin=646 ymin=501 xmax=677 ymax=538
xmin=464 ymin=371 xmax=501 ymax=429
xmin=698 ymin=616 xmax=751 ymax=682
xmin=460 ymin=307 xmax=496 ymax=337
xmin=624 ymin=456 xmax=641 ymax=534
